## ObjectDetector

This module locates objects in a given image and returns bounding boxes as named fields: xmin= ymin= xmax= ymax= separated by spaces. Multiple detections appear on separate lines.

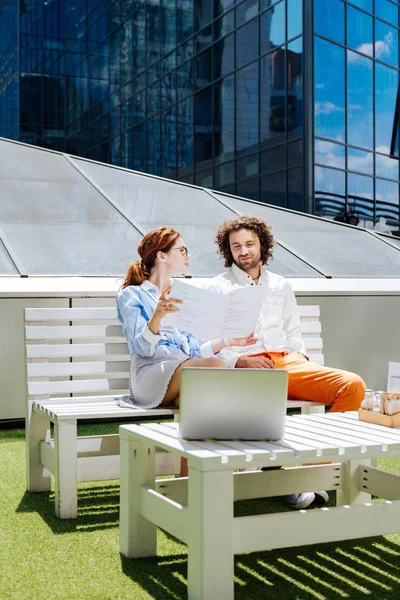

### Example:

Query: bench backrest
xmin=24 ymin=305 xmax=324 ymax=401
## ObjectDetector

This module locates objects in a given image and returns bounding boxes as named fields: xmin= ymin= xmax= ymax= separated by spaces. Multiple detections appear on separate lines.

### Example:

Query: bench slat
xmin=26 ymin=343 xmax=129 ymax=359
xmin=25 ymin=324 xmax=124 ymax=340
xmin=28 ymin=378 xmax=129 ymax=396
xmin=300 ymin=321 xmax=321 ymax=334
xmin=27 ymin=361 xmax=130 ymax=378
xmin=25 ymin=307 xmax=118 ymax=320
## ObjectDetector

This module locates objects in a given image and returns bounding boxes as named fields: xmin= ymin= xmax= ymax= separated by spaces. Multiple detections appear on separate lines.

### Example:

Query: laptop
xmin=179 ymin=368 xmax=288 ymax=440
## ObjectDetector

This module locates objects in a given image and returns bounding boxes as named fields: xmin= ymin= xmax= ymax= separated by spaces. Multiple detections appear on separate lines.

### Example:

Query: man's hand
xmin=236 ymin=356 xmax=274 ymax=369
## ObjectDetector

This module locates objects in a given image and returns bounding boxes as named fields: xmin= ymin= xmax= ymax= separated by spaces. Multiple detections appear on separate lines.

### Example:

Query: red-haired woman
xmin=116 ymin=227 xmax=256 ymax=408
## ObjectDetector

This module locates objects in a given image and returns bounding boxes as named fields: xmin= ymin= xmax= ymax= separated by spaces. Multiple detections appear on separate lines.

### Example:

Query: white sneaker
xmin=314 ymin=490 xmax=329 ymax=505
xmin=285 ymin=492 xmax=315 ymax=510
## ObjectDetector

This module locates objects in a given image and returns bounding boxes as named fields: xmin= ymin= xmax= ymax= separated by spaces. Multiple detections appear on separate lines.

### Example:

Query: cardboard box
xmin=358 ymin=408 xmax=400 ymax=428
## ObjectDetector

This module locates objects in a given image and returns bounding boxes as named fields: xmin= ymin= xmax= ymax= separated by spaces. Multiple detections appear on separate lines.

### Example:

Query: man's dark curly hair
xmin=215 ymin=216 xmax=276 ymax=268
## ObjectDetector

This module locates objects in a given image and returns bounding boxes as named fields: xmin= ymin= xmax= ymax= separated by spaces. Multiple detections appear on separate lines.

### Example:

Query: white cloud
xmin=315 ymin=101 xmax=345 ymax=115
xmin=347 ymin=32 xmax=394 ymax=63
xmin=315 ymin=139 xmax=345 ymax=169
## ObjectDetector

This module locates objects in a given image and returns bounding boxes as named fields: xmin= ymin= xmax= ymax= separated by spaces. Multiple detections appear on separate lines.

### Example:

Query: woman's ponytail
xmin=121 ymin=261 xmax=149 ymax=288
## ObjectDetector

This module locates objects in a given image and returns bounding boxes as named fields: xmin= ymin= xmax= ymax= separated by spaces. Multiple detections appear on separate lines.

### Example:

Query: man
xmin=207 ymin=216 xmax=366 ymax=509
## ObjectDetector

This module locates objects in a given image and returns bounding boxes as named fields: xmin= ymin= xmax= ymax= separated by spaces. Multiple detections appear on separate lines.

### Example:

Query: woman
xmin=116 ymin=227 xmax=256 ymax=408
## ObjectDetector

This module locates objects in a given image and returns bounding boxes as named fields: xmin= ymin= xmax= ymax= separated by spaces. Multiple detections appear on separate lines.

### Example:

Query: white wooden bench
xmin=25 ymin=305 xmax=327 ymax=519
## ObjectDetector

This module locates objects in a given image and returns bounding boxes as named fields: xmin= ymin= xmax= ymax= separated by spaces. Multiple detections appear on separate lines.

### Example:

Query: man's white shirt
xmin=206 ymin=262 xmax=306 ymax=368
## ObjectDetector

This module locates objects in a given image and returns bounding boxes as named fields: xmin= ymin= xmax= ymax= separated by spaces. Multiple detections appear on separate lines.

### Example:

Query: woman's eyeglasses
xmin=172 ymin=246 xmax=189 ymax=257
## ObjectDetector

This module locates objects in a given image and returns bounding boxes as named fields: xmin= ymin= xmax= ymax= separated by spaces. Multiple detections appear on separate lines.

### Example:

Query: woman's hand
xmin=148 ymin=283 xmax=182 ymax=334
xmin=228 ymin=333 xmax=258 ymax=347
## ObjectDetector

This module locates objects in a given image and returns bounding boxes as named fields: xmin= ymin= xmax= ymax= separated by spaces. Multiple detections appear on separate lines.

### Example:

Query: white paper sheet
xmin=162 ymin=278 xmax=265 ymax=339
xmin=387 ymin=362 xmax=400 ymax=393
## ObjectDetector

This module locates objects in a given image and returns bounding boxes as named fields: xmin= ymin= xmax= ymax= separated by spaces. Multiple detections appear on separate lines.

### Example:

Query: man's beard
xmin=234 ymin=256 xmax=260 ymax=272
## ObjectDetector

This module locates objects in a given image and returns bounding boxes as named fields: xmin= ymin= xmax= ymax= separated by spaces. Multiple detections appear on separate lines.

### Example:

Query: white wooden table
xmin=119 ymin=412 xmax=400 ymax=600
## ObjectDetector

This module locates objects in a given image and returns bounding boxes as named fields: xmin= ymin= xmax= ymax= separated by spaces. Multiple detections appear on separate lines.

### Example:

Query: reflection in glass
xmin=375 ymin=19 xmax=398 ymax=68
xmin=348 ymin=147 xmax=373 ymax=175
xmin=177 ymin=0 xmax=193 ymax=43
xmin=287 ymin=0 xmax=302 ymax=40
xmin=288 ymin=167 xmax=303 ymax=211
xmin=194 ymin=0 xmax=213 ymax=31
xmin=315 ymin=139 xmax=345 ymax=170
xmin=237 ymin=153 xmax=259 ymax=180
xmin=287 ymin=37 xmax=303 ymax=139
xmin=195 ymin=86 xmax=213 ymax=169
xmin=376 ymin=153 xmax=399 ymax=180
xmin=314 ymin=0 xmax=344 ymax=45
xmin=133 ymin=124 xmax=146 ymax=171
xmin=177 ymin=97 xmax=194 ymax=173
xmin=348 ymin=173 xmax=374 ymax=219
xmin=314 ymin=166 xmax=345 ymax=218
xmin=194 ymin=47 xmax=212 ymax=89
xmin=261 ymin=172 xmax=286 ymax=206
xmin=214 ymin=33 xmax=235 ymax=78
xmin=177 ymin=60 xmax=194 ymax=101
xmin=261 ymin=144 xmax=286 ymax=173
xmin=196 ymin=25 xmax=213 ymax=53
xmin=214 ymin=11 xmax=234 ymax=40
xmin=347 ymin=5 xmax=372 ymax=56
xmin=348 ymin=0 xmax=372 ymax=11
xmin=236 ymin=19 xmax=259 ymax=70
xmin=146 ymin=118 xmax=161 ymax=175
xmin=236 ymin=62 xmax=259 ymax=156
xmin=161 ymin=108 xmax=176 ymax=178
xmin=195 ymin=168 xmax=213 ymax=187
xmin=214 ymin=75 xmax=235 ymax=164
xmin=237 ymin=177 xmax=259 ymax=201
xmin=161 ymin=0 xmax=176 ymax=57
xmin=375 ymin=0 xmax=399 ymax=27
xmin=288 ymin=139 xmax=303 ymax=166
xmin=260 ymin=48 xmax=286 ymax=148
xmin=347 ymin=50 xmax=373 ymax=149
xmin=260 ymin=1 xmax=286 ymax=56
xmin=315 ymin=38 xmax=345 ymax=142
xmin=376 ymin=179 xmax=399 ymax=222
xmin=236 ymin=0 xmax=259 ymax=27
xmin=215 ymin=161 xmax=235 ymax=187
xmin=375 ymin=63 xmax=398 ymax=153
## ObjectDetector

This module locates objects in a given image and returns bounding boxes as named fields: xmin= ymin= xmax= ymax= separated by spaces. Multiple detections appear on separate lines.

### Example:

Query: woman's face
xmin=165 ymin=237 xmax=190 ymax=276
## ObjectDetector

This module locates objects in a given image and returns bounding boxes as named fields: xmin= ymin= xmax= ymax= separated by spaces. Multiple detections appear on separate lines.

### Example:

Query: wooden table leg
xmin=120 ymin=435 xmax=157 ymax=558
xmin=26 ymin=406 xmax=51 ymax=492
xmin=336 ymin=458 xmax=372 ymax=506
xmin=54 ymin=420 xmax=78 ymax=519
xmin=187 ymin=467 xmax=234 ymax=600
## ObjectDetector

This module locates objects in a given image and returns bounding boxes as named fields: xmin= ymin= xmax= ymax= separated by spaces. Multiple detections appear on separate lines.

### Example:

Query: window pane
xmin=236 ymin=0 xmax=258 ymax=27
xmin=347 ymin=5 xmax=372 ymax=56
xmin=375 ymin=0 xmax=399 ymax=27
xmin=194 ymin=47 xmax=212 ymax=89
xmin=195 ymin=168 xmax=213 ymax=187
xmin=287 ymin=139 xmax=303 ymax=166
xmin=177 ymin=0 xmax=193 ymax=43
xmin=375 ymin=19 xmax=398 ymax=68
xmin=288 ymin=0 xmax=302 ymax=39
xmin=287 ymin=37 xmax=303 ymax=139
xmin=261 ymin=144 xmax=286 ymax=173
xmin=237 ymin=153 xmax=259 ymax=180
xmin=214 ymin=33 xmax=234 ymax=78
xmin=236 ymin=62 xmax=259 ymax=156
xmin=195 ymin=86 xmax=213 ymax=169
xmin=315 ymin=139 xmax=345 ymax=170
xmin=376 ymin=153 xmax=399 ymax=180
xmin=348 ymin=173 xmax=374 ymax=219
xmin=288 ymin=167 xmax=304 ymax=211
xmin=261 ymin=48 xmax=286 ymax=148
xmin=315 ymin=38 xmax=345 ymax=141
xmin=260 ymin=1 xmax=286 ymax=56
xmin=314 ymin=0 xmax=344 ymax=45
xmin=214 ymin=75 xmax=235 ymax=164
xmin=375 ymin=63 xmax=398 ymax=153
xmin=376 ymin=178 xmax=400 ymax=223
xmin=195 ymin=25 xmax=213 ymax=53
xmin=237 ymin=177 xmax=259 ymax=201
xmin=146 ymin=118 xmax=160 ymax=175
xmin=260 ymin=172 xmax=286 ymax=206
xmin=347 ymin=51 xmax=373 ymax=149
xmin=177 ymin=97 xmax=194 ymax=174
xmin=348 ymin=0 xmax=372 ymax=11
xmin=314 ymin=166 xmax=346 ymax=219
xmin=215 ymin=161 xmax=235 ymax=186
xmin=161 ymin=108 xmax=176 ymax=178
xmin=214 ymin=11 xmax=234 ymax=40
xmin=348 ymin=147 xmax=373 ymax=175
xmin=236 ymin=18 xmax=259 ymax=69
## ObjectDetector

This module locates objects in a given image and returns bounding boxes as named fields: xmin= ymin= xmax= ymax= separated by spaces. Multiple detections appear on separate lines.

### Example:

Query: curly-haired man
xmin=207 ymin=216 xmax=366 ymax=509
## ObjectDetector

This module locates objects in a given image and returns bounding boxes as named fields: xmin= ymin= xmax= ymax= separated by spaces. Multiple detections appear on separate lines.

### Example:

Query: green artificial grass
xmin=1 ymin=425 xmax=400 ymax=599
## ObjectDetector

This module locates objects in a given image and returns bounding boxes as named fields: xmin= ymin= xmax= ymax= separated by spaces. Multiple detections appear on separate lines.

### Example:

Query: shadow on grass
xmin=15 ymin=484 xmax=120 ymax=533
xmin=121 ymin=536 xmax=400 ymax=600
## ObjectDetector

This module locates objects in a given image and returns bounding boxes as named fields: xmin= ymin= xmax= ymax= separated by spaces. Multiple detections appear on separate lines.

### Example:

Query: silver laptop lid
xmin=179 ymin=368 xmax=288 ymax=440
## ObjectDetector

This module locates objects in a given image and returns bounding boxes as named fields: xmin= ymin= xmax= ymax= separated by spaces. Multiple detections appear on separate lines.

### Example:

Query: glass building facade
xmin=0 ymin=0 xmax=399 ymax=227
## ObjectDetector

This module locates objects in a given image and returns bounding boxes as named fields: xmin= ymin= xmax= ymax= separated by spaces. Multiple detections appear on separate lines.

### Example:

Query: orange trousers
xmin=252 ymin=352 xmax=366 ymax=412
